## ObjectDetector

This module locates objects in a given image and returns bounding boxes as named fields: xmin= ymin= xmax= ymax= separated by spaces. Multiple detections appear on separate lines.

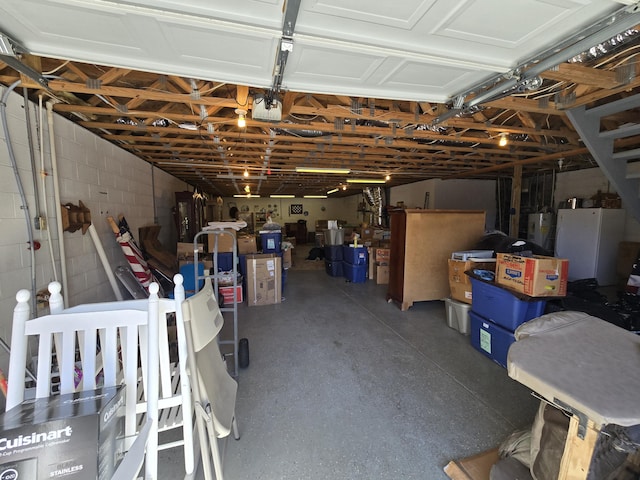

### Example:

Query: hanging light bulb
xmin=235 ymin=108 xmax=247 ymax=128
xmin=342 ymin=185 xmax=347 ymax=191
xmin=243 ymin=169 xmax=249 ymax=177
xmin=244 ymin=185 xmax=250 ymax=193
xmin=385 ymin=174 xmax=391 ymax=181
xmin=499 ymin=133 xmax=508 ymax=147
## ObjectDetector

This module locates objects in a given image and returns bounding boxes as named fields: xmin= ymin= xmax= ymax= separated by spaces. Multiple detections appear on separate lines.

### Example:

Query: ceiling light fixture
xmin=327 ymin=188 xmax=339 ymax=195
xmin=235 ymin=108 xmax=247 ymax=128
xmin=217 ymin=174 xmax=268 ymax=180
xmin=243 ymin=169 xmax=249 ymax=177
xmin=498 ymin=133 xmax=508 ymax=147
xmin=295 ymin=167 xmax=351 ymax=174
xmin=234 ymin=194 xmax=260 ymax=198
xmin=244 ymin=185 xmax=250 ymax=193
xmin=385 ymin=174 xmax=391 ymax=181
xmin=304 ymin=195 xmax=327 ymax=199
xmin=346 ymin=178 xmax=387 ymax=184
xmin=270 ymin=194 xmax=295 ymax=198
xmin=342 ymin=185 xmax=347 ymax=191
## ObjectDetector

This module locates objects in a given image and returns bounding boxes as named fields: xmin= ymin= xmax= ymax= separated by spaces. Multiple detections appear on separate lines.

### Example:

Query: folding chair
xmin=178 ymin=277 xmax=240 ymax=480
xmin=7 ymin=283 xmax=161 ymax=479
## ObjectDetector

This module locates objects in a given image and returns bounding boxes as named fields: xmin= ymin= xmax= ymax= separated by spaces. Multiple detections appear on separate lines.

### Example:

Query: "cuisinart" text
xmin=0 ymin=427 xmax=72 ymax=451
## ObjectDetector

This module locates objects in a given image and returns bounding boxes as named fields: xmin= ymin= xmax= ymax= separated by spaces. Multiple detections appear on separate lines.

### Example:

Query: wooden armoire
xmin=387 ymin=209 xmax=486 ymax=311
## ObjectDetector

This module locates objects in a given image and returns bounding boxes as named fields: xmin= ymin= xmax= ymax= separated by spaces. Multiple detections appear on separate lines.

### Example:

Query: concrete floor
xmin=158 ymin=267 xmax=540 ymax=479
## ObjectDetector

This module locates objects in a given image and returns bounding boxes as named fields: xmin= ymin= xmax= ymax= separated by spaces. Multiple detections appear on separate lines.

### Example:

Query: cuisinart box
xmin=0 ymin=386 xmax=125 ymax=480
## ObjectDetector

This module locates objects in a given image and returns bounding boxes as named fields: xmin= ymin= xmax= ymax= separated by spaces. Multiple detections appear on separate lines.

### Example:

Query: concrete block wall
xmin=0 ymin=87 xmax=186 ymax=374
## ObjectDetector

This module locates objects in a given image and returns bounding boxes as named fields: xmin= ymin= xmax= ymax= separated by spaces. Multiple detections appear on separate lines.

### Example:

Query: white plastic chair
xmin=7 ymin=283 xmax=161 ymax=480
xmin=179 ymin=277 xmax=240 ymax=480
xmin=47 ymin=275 xmax=196 ymax=479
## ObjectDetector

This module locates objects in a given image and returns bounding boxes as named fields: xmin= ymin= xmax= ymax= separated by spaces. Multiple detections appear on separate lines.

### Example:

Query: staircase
xmin=566 ymin=93 xmax=640 ymax=222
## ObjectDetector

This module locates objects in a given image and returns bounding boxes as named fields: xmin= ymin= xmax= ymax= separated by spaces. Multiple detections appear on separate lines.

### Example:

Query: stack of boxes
xmin=469 ymin=253 xmax=569 ymax=367
xmin=370 ymin=247 xmax=390 ymax=284
xmin=446 ymin=250 xmax=495 ymax=335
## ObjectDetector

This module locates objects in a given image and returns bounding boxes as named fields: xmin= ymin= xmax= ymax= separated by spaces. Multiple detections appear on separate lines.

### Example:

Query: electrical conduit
xmin=46 ymin=101 xmax=69 ymax=307
xmin=1 ymin=81 xmax=37 ymax=316
xmin=39 ymin=95 xmax=58 ymax=281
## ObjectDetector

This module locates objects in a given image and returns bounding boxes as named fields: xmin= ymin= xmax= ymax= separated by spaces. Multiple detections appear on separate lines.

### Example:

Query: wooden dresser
xmin=387 ymin=209 xmax=486 ymax=311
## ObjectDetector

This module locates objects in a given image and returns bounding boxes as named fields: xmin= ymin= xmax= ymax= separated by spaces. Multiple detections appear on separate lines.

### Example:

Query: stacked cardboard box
xmin=495 ymin=253 xmax=568 ymax=297
xmin=207 ymin=229 xmax=235 ymax=252
xmin=373 ymin=247 xmax=390 ymax=285
xmin=237 ymin=235 xmax=257 ymax=254
xmin=177 ymin=242 xmax=213 ymax=271
xmin=245 ymin=254 xmax=282 ymax=306
xmin=448 ymin=258 xmax=496 ymax=304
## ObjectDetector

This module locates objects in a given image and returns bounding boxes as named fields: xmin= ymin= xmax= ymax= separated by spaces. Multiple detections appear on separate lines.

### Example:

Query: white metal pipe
xmin=88 ymin=224 xmax=124 ymax=301
xmin=46 ymin=101 xmax=69 ymax=306
xmin=39 ymin=95 xmax=58 ymax=281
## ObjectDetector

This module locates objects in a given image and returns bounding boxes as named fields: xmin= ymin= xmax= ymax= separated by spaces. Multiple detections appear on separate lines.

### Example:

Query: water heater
xmin=527 ymin=213 xmax=554 ymax=251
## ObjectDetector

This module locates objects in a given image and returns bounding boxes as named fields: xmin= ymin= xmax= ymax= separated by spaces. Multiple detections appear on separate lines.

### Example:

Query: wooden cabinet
xmin=387 ymin=210 xmax=486 ymax=311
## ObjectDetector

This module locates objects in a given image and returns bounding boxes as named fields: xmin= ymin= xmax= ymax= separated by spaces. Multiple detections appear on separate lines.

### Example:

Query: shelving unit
xmin=193 ymin=228 xmax=240 ymax=377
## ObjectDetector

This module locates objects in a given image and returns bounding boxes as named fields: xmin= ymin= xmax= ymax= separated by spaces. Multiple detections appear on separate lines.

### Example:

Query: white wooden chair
xmin=7 ymin=283 xmax=161 ymax=480
xmin=46 ymin=275 xmax=196 ymax=479
xmin=178 ymin=277 xmax=240 ymax=480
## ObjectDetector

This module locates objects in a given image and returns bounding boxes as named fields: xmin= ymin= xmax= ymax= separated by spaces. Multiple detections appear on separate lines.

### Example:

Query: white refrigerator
xmin=555 ymin=208 xmax=625 ymax=286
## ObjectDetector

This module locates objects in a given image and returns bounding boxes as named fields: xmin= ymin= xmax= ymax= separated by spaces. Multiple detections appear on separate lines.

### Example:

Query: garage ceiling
xmin=0 ymin=0 xmax=639 ymax=198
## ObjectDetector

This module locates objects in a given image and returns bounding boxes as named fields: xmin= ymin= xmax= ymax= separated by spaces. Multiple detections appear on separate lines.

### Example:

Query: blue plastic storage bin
xmin=260 ymin=231 xmax=282 ymax=253
xmin=469 ymin=278 xmax=546 ymax=331
xmin=469 ymin=311 xmax=515 ymax=368
xmin=324 ymin=245 xmax=343 ymax=261
xmin=343 ymin=263 xmax=367 ymax=283
xmin=216 ymin=252 xmax=234 ymax=272
xmin=342 ymin=245 xmax=368 ymax=265
xmin=325 ymin=260 xmax=344 ymax=277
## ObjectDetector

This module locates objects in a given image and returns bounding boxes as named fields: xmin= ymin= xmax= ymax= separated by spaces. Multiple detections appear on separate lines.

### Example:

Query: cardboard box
xmin=237 ymin=235 xmax=257 ymax=254
xmin=177 ymin=242 xmax=203 ymax=260
xmin=368 ymin=248 xmax=376 ymax=280
xmin=376 ymin=265 xmax=389 ymax=284
xmin=448 ymin=259 xmax=496 ymax=304
xmin=246 ymin=254 xmax=281 ymax=306
xmin=444 ymin=448 xmax=499 ymax=480
xmin=374 ymin=248 xmax=390 ymax=265
xmin=219 ymin=285 xmax=243 ymax=305
xmin=207 ymin=229 xmax=235 ymax=253
xmin=360 ymin=228 xmax=374 ymax=240
xmin=0 ymin=387 xmax=124 ymax=480
xmin=496 ymin=253 xmax=568 ymax=297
